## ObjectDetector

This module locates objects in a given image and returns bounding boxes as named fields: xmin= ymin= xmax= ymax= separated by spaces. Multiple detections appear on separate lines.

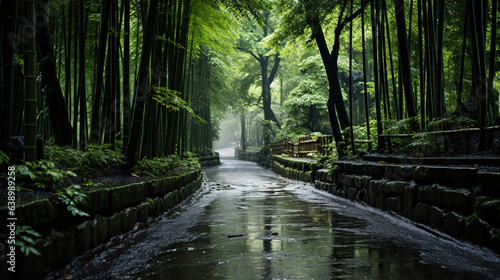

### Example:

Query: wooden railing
xmin=270 ymin=135 xmax=331 ymax=158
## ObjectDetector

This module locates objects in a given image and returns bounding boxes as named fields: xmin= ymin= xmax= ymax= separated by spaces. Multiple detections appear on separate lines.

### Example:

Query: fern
xmin=13 ymin=225 xmax=42 ymax=256
xmin=152 ymin=87 xmax=206 ymax=124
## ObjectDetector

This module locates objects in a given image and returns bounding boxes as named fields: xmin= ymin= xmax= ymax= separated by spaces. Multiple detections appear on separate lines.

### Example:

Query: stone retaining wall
xmin=271 ymin=157 xmax=500 ymax=255
xmin=198 ymin=154 xmax=220 ymax=167
xmin=0 ymin=168 xmax=204 ymax=280
xmin=236 ymin=150 xmax=261 ymax=163
xmin=270 ymin=155 xmax=320 ymax=183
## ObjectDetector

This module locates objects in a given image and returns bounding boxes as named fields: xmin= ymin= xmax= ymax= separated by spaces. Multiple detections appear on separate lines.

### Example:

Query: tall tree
xmin=24 ymin=0 xmax=37 ymax=160
xmin=238 ymin=12 xmax=282 ymax=146
xmin=36 ymin=0 xmax=73 ymax=146
xmin=125 ymin=0 xmax=158 ymax=165
xmin=393 ymin=0 xmax=417 ymax=119
xmin=303 ymin=0 xmax=368 ymax=153
xmin=0 ymin=0 xmax=18 ymax=156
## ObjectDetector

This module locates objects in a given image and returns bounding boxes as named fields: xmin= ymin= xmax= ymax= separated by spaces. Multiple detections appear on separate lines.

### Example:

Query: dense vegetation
xmin=1 ymin=0 xmax=499 ymax=168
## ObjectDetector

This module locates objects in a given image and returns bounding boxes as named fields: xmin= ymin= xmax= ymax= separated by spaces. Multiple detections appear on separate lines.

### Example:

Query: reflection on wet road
xmin=47 ymin=148 xmax=500 ymax=279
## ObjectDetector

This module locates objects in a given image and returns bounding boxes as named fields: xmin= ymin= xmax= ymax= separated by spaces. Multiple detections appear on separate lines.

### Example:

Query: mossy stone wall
xmin=0 ymin=168 xmax=204 ymax=280
xmin=271 ymin=157 xmax=500 ymax=255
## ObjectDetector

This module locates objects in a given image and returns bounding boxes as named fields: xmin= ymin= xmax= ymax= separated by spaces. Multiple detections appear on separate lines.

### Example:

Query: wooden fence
xmin=270 ymin=135 xmax=333 ymax=158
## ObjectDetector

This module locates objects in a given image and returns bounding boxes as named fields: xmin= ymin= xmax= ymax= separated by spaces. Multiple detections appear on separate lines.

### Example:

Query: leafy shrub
xmin=77 ymin=143 xmax=124 ymax=174
xmin=133 ymin=155 xmax=181 ymax=176
xmin=134 ymin=154 xmax=200 ymax=177
xmin=0 ymin=150 xmax=9 ymax=164
xmin=15 ymin=160 xmax=77 ymax=190
xmin=53 ymin=185 xmax=89 ymax=217
xmin=13 ymin=225 xmax=42 ymax=256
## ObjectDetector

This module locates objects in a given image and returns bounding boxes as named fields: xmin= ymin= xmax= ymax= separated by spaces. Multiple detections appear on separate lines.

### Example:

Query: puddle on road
xmin=46 ymin=150 xmax=500 ymax=280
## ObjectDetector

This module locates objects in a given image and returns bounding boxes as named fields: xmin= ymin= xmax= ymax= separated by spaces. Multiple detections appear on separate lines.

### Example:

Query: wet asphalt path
xmin=46 ymin=148 xmax=500 ymax=279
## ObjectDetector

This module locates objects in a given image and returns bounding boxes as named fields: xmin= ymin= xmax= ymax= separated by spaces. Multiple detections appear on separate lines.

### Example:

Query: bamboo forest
xmin=1 ymin=0 xmax=499 ymax=163
xmin=1 ymin=0 xmax=500 ymax=279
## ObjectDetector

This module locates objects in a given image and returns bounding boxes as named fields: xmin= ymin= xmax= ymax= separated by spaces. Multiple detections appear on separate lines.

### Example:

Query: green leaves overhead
xmin=152 ymin=87 xmax=206 ymax=124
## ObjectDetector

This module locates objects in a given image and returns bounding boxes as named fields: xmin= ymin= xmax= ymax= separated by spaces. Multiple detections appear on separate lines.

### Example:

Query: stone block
xmin=41 ymin=236 xmax=55 ymax=267
xmin=316 ymin=169 xmax=329 ymax=182
xmin=428 ymin=206 xmax=445 ymax=229
xmin=125 ymin=207 xmax=139 ymax=230
xmin=385 ymin=181 xmax=408 ymax=195
xmin=413 ymin=203 xmax=430 ymax=224
xmin=477 ymin=199 xmax=500 ymax=227
xmin=413 ymin=166 xmax=477 ymax=188
xmin=11 ymin=199 xmax=58 ymax=227
xmin=360 ymin=175 xmax=372 ymax=189
xmin=109 ymin=182 xmax=148 ymax=209
xmin=137 ymin=202 xmax=150 ymax=221
xmin=343 ymin=175 xmax=355 ymax=187
xmin=350 ymin=162 xmax=364 ymax=174
xmin=417 ymin=184 xmax=472 ymax=213
xmin=490 ymin=228 xmax=500 ymax=253
xmin=327 ymin=183 xmax=334 ymax=194
xmin=403 ymin=183 xmax=417 ymax=218
xmin=94 ymin=215 xmax=109 ymax=243
xmin=74 ymin=220 xmax=93 ymax=253
xmin=347 ymin=187 xmax=358 ymax=200
xmin=148 ymin=178 xmax=169 ymax=196
xmin=366 ymin=163 xmax=386 ymax=178
xmin=305 ymin=171 xmax=313 ymax=182
xmin=442 ymin=211 xmax=464 ymax=237
xmin=465 ymin=215 xmax=491 ymax=246
xmin=108 ymin=212 xmax=123 ymax=236
xmin=50 ymin=229 xmax=75 ymax=266
xmin=84 ymin=188 xmax=109 ymax=212
xmin=153 ymin=197 xmax=162 ymax=216
xmin=386 ymin=197 xmax=401 ymax=213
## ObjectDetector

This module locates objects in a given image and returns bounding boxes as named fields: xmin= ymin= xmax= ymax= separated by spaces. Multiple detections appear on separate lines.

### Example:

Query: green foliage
xmin=45 ymin=143 xmax=124 ymax=175
xmin=427 ymin=116 xmax=476 ymax=131
xmin=145 ymin=197 xmax=155 ymax=208
xmin=133 ymin=154 xmax=200 ymax=177
xmin=407 ymin=132 xmax=442 ymax=156
xmin=134 ymin=155 xmax=201 ymax=177
xmin=134 ymin=156 xmax=179 ymax=177
xmin=53 ymin=185 xmax=89 ymax=217
xmin=82 ymin=180 xmax=103 ymax=188
xmin=78 ymin=143 xmax=124 ymax=174
xmin=15 ymin=160 xmax=77 ymax=190
xmin=44 ymin=144 xmax=83 ymax=167
xmin=13 ymin=225 xmax=42 ymax=256
xmin=0 ymin=150 xmax=9 ymax=164
xmin=152 ymin=87 xmax=206 ymax=124
xmin=384 ymin=117 xmax=418 ymax=135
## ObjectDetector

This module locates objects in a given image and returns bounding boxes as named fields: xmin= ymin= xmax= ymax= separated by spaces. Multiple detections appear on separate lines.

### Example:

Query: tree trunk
xmin=487 ymin=0 xmax=499 ymax=120
xmin=36 ymin=0 xmax=73 ymax=147
xmin=24 ymin=0 xmax=38 ymax=160
xmin=123 ymin=0 xmax=131 ymax=150
xmin=89 ymin=0 xmax=111 ymax=143
xmin=241 ymin=110 xmax=246 ymax=151
xmin=126 ymin=0 xmax=158 ymax=165
xmin=394 ymin=0 xmax=417 ymax=119
xmin=0 ymin=0 xmax=17 ymax=156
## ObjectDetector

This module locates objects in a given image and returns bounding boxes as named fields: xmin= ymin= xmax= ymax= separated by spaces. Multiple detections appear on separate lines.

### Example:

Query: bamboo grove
xmin=1 ymin=0 xmax=499 ymax=164
xmin=0 ymin=0 xmax=265 ymax=164
xmin=257 ymin=0 xmax=499 ymax=155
